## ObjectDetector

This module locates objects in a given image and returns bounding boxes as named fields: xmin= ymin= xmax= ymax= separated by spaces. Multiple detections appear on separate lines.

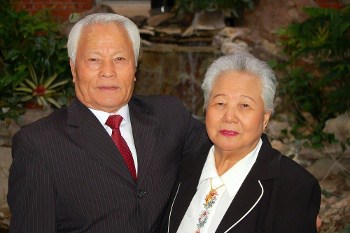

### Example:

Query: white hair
xmin=202 ymin=52 xmax=277 ymax=113
xmin=67 ymin=13 xmax=140 ymax=66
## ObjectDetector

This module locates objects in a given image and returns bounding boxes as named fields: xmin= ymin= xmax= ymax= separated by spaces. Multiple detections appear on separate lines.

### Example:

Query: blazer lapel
xmin=215 ymin=170 xmax=265 ymax=232
xmin=128 ymin=96 xmax=158 ymax=184
xmin=216 ymin=135 xmax=281 ymax=232
xmin=67 ymin=98 xmax=134 ymax=183
xmin=168 ymin=146 xmax=210 ymax=232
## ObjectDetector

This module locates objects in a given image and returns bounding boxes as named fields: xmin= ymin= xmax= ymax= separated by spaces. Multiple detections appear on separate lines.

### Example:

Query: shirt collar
xmin=89 ymin=104 xmax=131 ymax=127
xmin=198 ymin=138 xmax=262 ymax=197
xmin=198 ymin=146 xmax=219 ymax=188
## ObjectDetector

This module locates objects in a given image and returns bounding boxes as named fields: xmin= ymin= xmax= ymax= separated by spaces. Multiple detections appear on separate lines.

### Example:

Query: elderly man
xmin=8 ymin=13 xmax=210 ymax=233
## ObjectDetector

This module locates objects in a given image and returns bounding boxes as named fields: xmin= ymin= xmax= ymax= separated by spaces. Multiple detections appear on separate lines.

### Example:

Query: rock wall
xmin=244 ymin=0 xmax=318 ymax=42
xmin=239 ymin=0 xmax=318 ymax=62
xmin=135 ymin=44 xmax=221 ymax=117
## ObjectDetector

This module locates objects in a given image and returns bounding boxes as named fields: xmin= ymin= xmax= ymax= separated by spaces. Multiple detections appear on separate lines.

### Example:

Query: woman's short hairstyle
xmin=202 ymin=52 xmax=277 ymax=113
xmin=67 ymin=13 xmax=140 ymax=66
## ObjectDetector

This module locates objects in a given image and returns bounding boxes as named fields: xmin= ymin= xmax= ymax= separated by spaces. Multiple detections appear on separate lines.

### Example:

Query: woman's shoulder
xmin=262 ymin=134 xmax=318 ymax=184
xmin=278 ymin=153 xmax=319 ymax=185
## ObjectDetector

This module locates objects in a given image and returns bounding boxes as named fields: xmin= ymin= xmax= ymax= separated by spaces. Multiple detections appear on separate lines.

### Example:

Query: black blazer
xmin=8 ymin=95 xmax=210 ymax=233
xmin=162 ymin=135 xmax=321 ymax=233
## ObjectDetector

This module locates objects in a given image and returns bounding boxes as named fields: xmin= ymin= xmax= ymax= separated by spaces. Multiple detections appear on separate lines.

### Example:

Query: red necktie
xmin=106 ymin=115 xmax=137 ymax=181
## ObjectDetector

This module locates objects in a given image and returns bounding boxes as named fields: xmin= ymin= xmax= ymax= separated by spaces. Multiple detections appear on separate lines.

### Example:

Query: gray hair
xmin=67 ymin=13 xmax=140 ymax=65
xmin=202 ymin=53 xmax=276 ymax=113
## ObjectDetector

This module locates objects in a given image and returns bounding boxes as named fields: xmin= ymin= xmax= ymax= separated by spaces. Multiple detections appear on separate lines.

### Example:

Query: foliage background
xmin=0 ymin=0 xmax=73 ymax=120
xmin=276 ymin=5 xmax=350 ymax=149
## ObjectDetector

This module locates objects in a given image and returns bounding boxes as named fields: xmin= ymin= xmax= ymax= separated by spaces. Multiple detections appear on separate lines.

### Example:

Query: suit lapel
xmin=128 ymin=96 xmax=158 ymax=184
xmin=67 ymin=98 xmax=134 ymax=183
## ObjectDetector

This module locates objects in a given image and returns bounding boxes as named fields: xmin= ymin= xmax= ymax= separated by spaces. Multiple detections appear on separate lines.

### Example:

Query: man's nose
xmin=100 ymin=60 xmax=116 ymax=78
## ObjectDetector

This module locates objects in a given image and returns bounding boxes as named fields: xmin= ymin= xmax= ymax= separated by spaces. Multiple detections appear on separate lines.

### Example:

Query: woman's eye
xmin=215 ymin=102 xmax=225 ymax=107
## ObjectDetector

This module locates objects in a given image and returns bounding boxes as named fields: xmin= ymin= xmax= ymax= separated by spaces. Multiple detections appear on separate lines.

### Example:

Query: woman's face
xmin=205 ymin=70 xmax=271 ymax=159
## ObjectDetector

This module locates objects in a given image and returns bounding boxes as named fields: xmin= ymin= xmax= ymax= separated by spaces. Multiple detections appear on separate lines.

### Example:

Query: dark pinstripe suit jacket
xmin=8 ymin=95 xmax=211 ymax=233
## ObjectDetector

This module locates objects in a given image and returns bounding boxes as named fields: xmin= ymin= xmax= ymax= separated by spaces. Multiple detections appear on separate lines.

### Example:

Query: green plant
xmin=0 ymin=0 xmax=72 ymax=119
xmin=277 ymin=5 xmax=350 ymax=148
xmin=15 ymin=65 xmax=69 ymax=108
xmin=340 ymin=225 xmax=350 ymax=233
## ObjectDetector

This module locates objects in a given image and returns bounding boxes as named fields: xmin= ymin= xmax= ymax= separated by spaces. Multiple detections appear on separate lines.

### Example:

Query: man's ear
xmin=70 ymin=59 xmax=76 ymax=83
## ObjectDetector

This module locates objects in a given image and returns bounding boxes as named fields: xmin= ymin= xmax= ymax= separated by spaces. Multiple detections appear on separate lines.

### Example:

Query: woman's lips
xmin=219 ymin=130 xmax=239 ymax=136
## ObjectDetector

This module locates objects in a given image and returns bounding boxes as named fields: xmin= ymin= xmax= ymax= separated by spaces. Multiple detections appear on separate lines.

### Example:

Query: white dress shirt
xmin=177 ymin=139 xmax=262 ymax=233
xmin=89 ymin=105 xmax=138 ymax=174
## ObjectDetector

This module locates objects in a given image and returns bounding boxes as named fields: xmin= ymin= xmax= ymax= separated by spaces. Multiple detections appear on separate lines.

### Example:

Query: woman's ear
xmin=263 ymin=112 xmax=271 ymax=130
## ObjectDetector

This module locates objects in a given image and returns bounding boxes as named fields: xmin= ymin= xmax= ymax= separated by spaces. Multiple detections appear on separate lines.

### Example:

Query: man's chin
xmin=96 ymin=100 xmax=127 ymax=112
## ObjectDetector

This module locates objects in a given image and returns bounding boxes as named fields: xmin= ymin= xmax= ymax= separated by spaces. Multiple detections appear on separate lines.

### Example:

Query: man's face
xmin=70 ymin=23 xmax=136 ymax=113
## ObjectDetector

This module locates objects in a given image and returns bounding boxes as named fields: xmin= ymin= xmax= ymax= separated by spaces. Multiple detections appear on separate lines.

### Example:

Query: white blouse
xmin=177 ymin=139 xmax=262 ymax=233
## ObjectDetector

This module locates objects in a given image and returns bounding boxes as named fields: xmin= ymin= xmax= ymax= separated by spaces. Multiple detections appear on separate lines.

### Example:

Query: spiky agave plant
xmin=15 ymin=65 xmax=69 ymax=108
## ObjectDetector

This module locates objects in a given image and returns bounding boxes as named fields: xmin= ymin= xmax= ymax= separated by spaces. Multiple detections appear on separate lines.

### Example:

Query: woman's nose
xmin=224 ymin=107 xmax=238 ymax=123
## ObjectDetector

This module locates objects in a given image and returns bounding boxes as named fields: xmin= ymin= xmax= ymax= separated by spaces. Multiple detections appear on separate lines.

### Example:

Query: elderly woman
xmin=162 ymin=53 xmax=321 ymax=233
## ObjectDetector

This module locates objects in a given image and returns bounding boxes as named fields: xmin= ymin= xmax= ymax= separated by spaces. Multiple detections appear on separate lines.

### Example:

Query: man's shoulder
xmin=131 ymin=95 xmax=187 ymax=112
xmin=17 ymin=107 xmax=67 ymax=135
xmin=133 ymin=94 xmax=182 ymax=105
xmin=130 ymin=95 xmax=194 ymax=125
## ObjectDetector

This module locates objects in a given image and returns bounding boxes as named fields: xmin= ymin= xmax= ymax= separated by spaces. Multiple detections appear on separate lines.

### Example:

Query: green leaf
xmin=24 ymin=78 xmax=37 ymax=89
xmin=37 ymin=96 xmax=46 ymax=106
xmin=14 ymin=87 xmax=32 ymax=93
xmin=44 ymin=90 xmax=56 ymax=95
xmin=44 ymin=73 xmax=58 ymax=88
xmin=47 ymin=97 xmax=62 ymax=108
xmin=21 ymin=95 xmax=33 ymax=102
xmin=28 ymin=65 xmax=38 ymax=85
xmin=49 ymin=79 xmax=69 ymax=89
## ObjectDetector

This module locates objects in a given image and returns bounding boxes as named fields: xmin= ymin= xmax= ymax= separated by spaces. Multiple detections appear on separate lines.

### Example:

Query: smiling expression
xmin=205 ymin=70 xmax=271 ymax=160
xmin=70 ymin=23 xmax=136 ymax=113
